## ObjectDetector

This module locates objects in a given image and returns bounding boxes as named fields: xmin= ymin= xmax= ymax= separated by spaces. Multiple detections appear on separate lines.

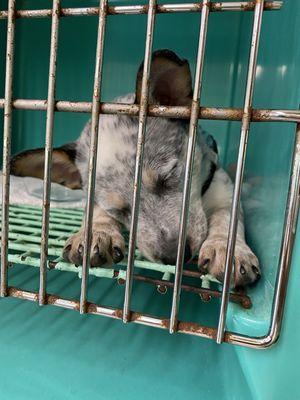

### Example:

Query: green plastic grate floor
xmin=1 ymin=203 xmax=223 ymax=288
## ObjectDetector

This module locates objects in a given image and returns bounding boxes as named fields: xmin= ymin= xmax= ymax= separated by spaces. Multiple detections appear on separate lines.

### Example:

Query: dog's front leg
xmin=62 ymin=205 xmax=125 ymax=267
xmin=199 ymin=169 xmax=261 ymax=287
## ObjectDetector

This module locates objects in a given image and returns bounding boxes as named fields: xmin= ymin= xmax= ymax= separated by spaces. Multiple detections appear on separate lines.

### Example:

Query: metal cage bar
xmin=216 ymin=0 xmax=264 ymax=343
xmin=264 ymin=122 xmax=300 ymax=345
xmin=227 ymin=121 xmax=300 ymax=348
xmin=169 ymin=0 xmax=210 ymax=334
xmin=39 ymin=0 xmax=61 ymax=305
xmin=123 ymin=0 xmax=157 ymax=323
xmin=0 ymin=0 xmax=16 ymax=298
xmin=0 ymin=99 xmax=299 ymax=123
xmin=2 ymin=125 xmax=300 ymax=348
xmin=0 ymin=0 xmax=299 ymax=350
xmin=79 ymin=0 xmax=108 ymax=314
xmin=0 ymin=2 xmax=283 ymax=19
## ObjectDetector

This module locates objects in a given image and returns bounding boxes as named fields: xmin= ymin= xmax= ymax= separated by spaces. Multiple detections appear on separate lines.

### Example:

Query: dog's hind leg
xmin=62 ymin=205 xmax=125 ymax=267
xmin=199 ymin=168 xmax=261 ymax=287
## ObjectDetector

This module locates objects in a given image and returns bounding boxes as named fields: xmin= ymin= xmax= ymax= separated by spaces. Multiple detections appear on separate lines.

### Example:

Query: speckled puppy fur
xmin=11 ymin=50 xmax=261 ymax=287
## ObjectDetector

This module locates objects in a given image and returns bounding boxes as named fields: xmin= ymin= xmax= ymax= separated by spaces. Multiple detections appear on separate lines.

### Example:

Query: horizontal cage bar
xmin=0 ymin=2 xmax=283 ymax=19
xmin=4 ymin=286 xmax=278 ymax=348
xmin=0 ymin=99 xmax=299 ymax=123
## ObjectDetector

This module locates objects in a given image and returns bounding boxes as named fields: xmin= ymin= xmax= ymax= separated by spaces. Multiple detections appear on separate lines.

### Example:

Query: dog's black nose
xmin=161 ymin=244 xmax=192 ymax=265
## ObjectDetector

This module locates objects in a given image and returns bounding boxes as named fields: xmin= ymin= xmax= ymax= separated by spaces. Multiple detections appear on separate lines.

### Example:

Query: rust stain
xmin=87 ymin=303 xmax=97 ymax=313
xmin=47 ymin=294 xmax=80 ymax=311
xmin=8 ymin=287 xmax=38 ymax=301
xmin=199 ymin=293 xmax=212 ymax=302
xmin=161 ymin=319 xmax=170 ymax=329
xmin=241 ymin=298 xmax=252 ymax=309
xmin=141 ymin=5 xmax=149 ymax=14
xmin=157 ymin=284 xmax=168 ymax=294
xmin=8 ymin=287 xmax=21 ymax=296
xmin=113 ymin=309 xmax=123 ymax=319
xmin=132 ymin=271 xmax=251 ymax=309
xmin=178 ymin=321 xmax=216 ymax=339
xmin=46 ymin=294 xmax=59 ymax=305
xmin=240 ymin=2 xmax=256 ymax=11
xmin=253 ymin=109 xmax=269 ymax=121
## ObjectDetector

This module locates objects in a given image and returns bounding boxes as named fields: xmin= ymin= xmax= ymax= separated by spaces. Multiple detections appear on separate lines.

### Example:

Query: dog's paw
xmin=198 ymin=238 xmax=261 ymax=287
xmin=62 ymin=228 xmax=125 ymax=267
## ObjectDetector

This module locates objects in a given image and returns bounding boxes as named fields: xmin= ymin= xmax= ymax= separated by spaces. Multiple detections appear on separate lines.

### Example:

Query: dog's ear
xmin=10 ymin=142 xmax=82 ymax=189
xmin=135 ymin=49 xmax=192 ymax=106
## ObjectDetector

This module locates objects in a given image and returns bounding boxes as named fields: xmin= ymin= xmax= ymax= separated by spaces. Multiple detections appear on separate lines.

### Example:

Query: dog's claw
xmin=240 ymin=265 xmax=246 ymax=275
xmin=112 ymin=246 xmax=124 ymax=263
xmin=62 ymin=244 xmax=72 ymax=260
xmin=78 ymin=244 xmax=83 ymax=255
xmin=92 ymin=244 xmax=99 ymax=254
xmin=199 ymin=258 xmax=210 ymax=267
xmin=91 ymin=244 xmax=107 ymax=266
xmin=198 ymin=258 xmax=210 ymax=274
xmin=252 ymin=265 xmax=260 ymax=276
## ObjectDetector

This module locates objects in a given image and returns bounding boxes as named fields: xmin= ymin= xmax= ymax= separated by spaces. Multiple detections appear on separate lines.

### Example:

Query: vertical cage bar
xmin=0 ymin=0 xmax=16 ymax=297
xmin=122 ymin=0 xmax=157 ymax=323
xmin=79 ymin=0 xmax=108 ymax=314
xmin=216 ymin=0 xmax=265 ymax=343
xmin=39 ymin=0 xmax=61 ymax=305
xmin=268 ymin=122 xmax=300 ymax=341
xmin=169 ymin=0 xmax=210 ymax=334
xmin=227 ymin=121 xmax=300 ymax=349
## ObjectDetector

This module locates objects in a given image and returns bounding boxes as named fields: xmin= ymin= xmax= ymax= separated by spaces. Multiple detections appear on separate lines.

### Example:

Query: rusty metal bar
xmin=0 ymin=2 xmax=282 ymax=19
xmin=169 ymin=0 xmax=210 ymax=334
xmin=39 ymin=0 xmax=61 ymax=305
xmin=0 ymin=0 xmax=16 ymax=298
xmin=0 ymin=285 xmax=277 ymax=345
xmin=0 ymin=99 xmax=299 ymax=123
xmin=130 ymin=274 xmax=252 ymax=308
xmin=216 ymin=0 xmax=265 ymax=344
xmin=108 ymin=1 xmax=282 ymax=13
xmin=79 ymin=0 xmax=108 ymax=314
xmin=209 ymin=0 xmax=281 ymax=11
xmin=122 ymin=0 xmax=157 ymax=323
xmin=3 ymin=286 xmax=221 ymax=338
xmin=3 ymin=286 xmax=252 ymax=343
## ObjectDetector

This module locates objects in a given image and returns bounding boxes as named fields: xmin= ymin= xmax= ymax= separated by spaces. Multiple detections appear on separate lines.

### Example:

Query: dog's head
xmin=101 ymin=50 xmax=209 ymax=265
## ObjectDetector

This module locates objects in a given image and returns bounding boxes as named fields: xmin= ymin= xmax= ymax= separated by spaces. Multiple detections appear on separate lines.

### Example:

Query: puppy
xmin=11 ymin=49 xmax=261 ymax=287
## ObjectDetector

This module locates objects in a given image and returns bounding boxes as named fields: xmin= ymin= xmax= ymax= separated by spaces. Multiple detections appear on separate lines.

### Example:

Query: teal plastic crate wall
xmin=0 ymin=1 xmax=300 ymax=399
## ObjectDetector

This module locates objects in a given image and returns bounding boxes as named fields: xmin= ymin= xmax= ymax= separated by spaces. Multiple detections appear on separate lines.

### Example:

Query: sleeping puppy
xmin=11 ymin=49 xmax=261 ymax=287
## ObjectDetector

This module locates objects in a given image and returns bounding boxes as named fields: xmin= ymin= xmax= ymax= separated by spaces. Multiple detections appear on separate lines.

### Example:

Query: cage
xmin=0 ymin=0 xmax=299 ymax=399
